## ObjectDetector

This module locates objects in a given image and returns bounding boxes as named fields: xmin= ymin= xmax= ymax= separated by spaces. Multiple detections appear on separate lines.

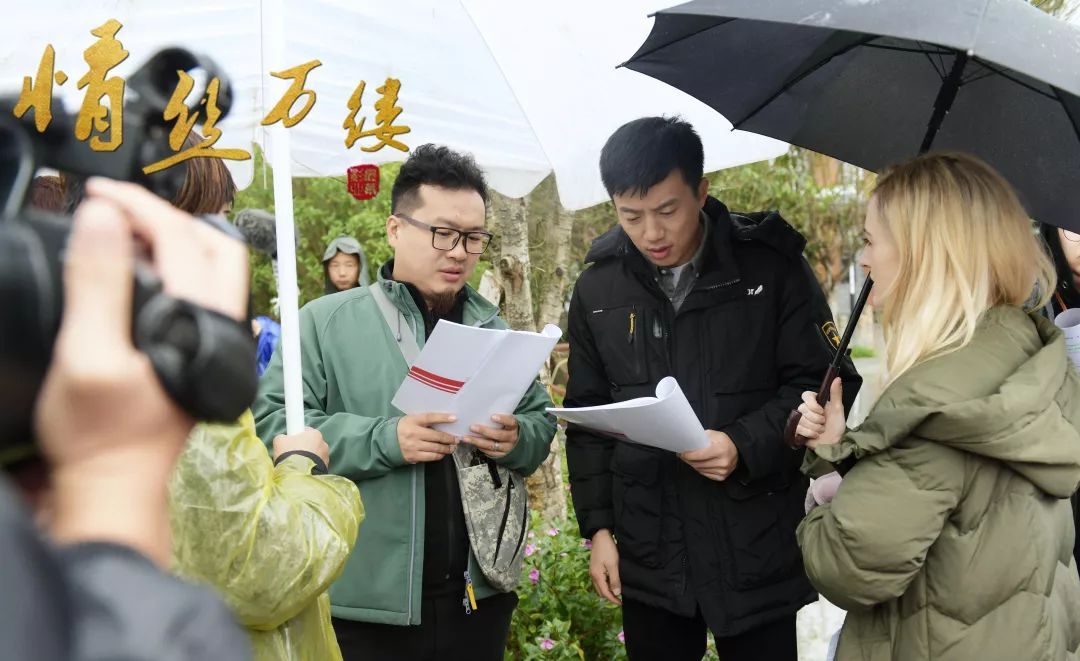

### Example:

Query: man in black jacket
xmin=565 ymin=117 xmax=860 ymax=661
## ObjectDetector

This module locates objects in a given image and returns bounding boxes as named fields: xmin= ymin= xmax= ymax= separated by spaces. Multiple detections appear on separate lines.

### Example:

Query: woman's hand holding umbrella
xmin=795 ymin=378 xmax=846 ymax=450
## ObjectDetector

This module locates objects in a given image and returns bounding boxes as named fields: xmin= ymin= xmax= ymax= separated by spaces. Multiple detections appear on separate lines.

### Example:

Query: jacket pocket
xmin=712 ymin=477 xmax=802 ymax=591
xmin=611 ymin=445 xmax=665 ymax=568
xmin=704 ymin=297 xmax=776 ymax=389
xmin=588 ymin=305 xmax=649 ymax=388
xmin=708 ymin=370 xmax=778 ymax=431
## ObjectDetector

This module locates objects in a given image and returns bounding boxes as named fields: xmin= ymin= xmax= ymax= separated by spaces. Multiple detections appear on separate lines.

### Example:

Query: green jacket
xmin=254 ymin=277 xmax=556 ymax=625
xmin=799 ymin=307 xmax=1080 ymax=660
xmin=170 ymin=412 xmax=363 ymax=660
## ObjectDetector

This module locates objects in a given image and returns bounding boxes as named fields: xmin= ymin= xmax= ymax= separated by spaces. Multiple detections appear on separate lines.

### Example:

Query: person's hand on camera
xmin=397 ymin=413 xmax=459 ymax=463
xmin=36 ymin=178 xmax=249 ymax=565
xmin=273 ymin=428 xmax=331 ymax=469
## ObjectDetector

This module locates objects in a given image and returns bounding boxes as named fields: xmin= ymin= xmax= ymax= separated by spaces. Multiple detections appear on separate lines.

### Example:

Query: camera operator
xmin=1 ymin=177 xmax=252 ymax=659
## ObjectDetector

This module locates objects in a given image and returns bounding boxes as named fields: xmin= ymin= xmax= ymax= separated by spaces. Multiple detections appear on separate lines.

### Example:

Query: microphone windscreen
xmin=233 ymin=208 xmax=278 ymax=256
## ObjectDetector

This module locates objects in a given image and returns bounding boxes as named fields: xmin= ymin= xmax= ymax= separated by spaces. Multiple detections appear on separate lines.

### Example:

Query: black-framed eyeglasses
xmin=394 ymin=213 xmax=494 ymax=255
xmin=1063 ymin=228 xmax=1080 ymax=243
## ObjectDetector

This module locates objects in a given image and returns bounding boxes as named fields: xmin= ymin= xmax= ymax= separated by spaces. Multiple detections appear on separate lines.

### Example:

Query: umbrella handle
xmin=783 ymin=365 xmax=838 ymax=448
xmin=785 ymin=277 xmax=873 ymax=449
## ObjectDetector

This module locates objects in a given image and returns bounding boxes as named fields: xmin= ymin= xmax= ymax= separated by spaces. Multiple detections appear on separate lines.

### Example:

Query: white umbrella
xmin=3 ymin=0 xmax=788 ymax=433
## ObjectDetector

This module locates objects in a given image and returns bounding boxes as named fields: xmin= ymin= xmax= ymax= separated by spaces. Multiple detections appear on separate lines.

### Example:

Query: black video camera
xmin=0 ymin=48 xmax=257 ymax=452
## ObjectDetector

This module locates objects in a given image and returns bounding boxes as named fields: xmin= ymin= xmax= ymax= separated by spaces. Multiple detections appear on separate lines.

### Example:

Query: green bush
xmin=508 ymin=502 xmax=625 ymax=660
xmin=508 ymin=497 xmax=722 ymax=660
xmin=850 ymin=345 xmax=876 ymax=359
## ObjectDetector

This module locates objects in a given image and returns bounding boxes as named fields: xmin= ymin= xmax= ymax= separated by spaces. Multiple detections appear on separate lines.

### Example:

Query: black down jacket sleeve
xmin=722 ymin=257 xmax=861 ymax=481
xmin=564 ymin=282 xmax=618 ymax=540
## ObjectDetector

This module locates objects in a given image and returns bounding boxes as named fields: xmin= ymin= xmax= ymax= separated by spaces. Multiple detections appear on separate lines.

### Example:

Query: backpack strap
xmin=369 ymin=283 xmax=420 ymax=365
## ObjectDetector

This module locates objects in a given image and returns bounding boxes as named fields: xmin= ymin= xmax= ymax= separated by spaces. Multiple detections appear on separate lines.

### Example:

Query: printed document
xmin=547 ymin=377 xmax=709 ymax=452
xmin=391 ymin=319 xmax=562 ymax=437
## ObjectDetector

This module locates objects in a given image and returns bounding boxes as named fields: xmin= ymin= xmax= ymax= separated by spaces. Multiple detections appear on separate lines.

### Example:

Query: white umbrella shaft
xmin=268 ymin=0 xmax=304 ymax=435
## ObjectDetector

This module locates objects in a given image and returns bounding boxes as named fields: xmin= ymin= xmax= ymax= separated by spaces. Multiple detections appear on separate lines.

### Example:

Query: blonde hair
xmin=871 ymin=151 xmax=1055 ymax=385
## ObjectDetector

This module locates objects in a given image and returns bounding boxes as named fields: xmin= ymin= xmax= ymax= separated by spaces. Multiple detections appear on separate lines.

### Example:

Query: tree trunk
xmin=491 ymin=192 xmax=568 ymax=523
xmin=493 ymin=194 xmax=535 ymax=332
xmin=537 ymin=207 xmax=576 ymax=329
xmin=478 ymin=269 xmax=502 ymax=307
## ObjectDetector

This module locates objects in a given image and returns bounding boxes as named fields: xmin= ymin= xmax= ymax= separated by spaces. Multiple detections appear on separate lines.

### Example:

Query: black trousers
xmin=622 ymin=598 xmax=798 ymax=661
xmin=333 ymin=592 xmax=518 ymax=661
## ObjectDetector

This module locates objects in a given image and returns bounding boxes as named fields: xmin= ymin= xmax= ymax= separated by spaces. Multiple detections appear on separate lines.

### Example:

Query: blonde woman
xmin=795 ymin=152 xmax=1080 ymax=661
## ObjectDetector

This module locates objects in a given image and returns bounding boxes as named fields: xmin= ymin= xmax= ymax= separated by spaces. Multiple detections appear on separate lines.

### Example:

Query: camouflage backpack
xmin=371 ymin=284 xmax=529 ymax=592
xmin=452 ymin=444 xmax=529 ymax=592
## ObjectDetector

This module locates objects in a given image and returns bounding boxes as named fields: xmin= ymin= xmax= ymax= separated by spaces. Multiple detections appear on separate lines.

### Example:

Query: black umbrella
xmin=623 ymin=0 xmax=1080 ymax=447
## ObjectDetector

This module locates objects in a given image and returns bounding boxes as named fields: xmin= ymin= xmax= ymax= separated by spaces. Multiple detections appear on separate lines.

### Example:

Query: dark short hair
xmin=391 ymin=144 xmax=488 ymax=215
xmin=599 ymin=116 xmax=704 ymax=198
xmin=29 ymin=175 xmax=65 ymax=212
xmin=171 ymin=131 xmax=237 ymax=215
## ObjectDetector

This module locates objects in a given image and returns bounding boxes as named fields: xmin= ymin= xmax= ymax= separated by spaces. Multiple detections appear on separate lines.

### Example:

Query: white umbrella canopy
xmin=3 ymin=0 xmax=788 ymax=434
xmin=2 ymin=0 xmax=786 ymax=208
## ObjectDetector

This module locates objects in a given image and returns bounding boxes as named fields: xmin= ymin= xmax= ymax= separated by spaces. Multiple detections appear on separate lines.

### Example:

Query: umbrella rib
xmin=1052 ymin=86 xmax=1080 ymax=152
xmin=619 ymin=16 xmax=737 ymax=66
xmin=973 ymin=60 xmax=1057 ymax=101
xmin=961 ymin=65 xmax=997 ymax=86
xmin=864 ymin=43 xmax=953 ymax=57
xmin=933 ymin=45 xmax=948 ymax=80
xmin=914 ymin=41 xmax=946 ymax=80
xmin=733 ymin=34 xmax=876 ymax=130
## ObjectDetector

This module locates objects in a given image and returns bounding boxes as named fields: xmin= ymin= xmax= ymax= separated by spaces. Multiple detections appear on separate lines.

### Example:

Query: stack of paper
xmin=547 ymin=377 xmax=709 ymax=453
xmin=1055 ymin=308 xmax=1080 ymax=374
xmin=391 ymin=319 xmax=562 ymax=437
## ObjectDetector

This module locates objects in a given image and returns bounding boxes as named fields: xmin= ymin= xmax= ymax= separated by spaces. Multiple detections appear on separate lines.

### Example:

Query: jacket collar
xmin=376 ymin=261 xmax=499 ymax=327
xmin=584 ymin=196 xmax=741 ymax=288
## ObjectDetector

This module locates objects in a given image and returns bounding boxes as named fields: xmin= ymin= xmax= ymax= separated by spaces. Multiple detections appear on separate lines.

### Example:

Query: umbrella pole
xmin=266 ymin=0 xmax=305 ymax=436
xmin=919 ymin=50 xmax=969 ymax=153
xmin=783 ymin=50 xmax=970 ymax=449
xmin=784 ymin=276 xmax=872 ymax=448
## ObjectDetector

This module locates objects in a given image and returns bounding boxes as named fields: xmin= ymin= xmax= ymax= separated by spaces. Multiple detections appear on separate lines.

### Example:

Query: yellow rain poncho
xmin=169 ymin=412 xmax=363 ymax=660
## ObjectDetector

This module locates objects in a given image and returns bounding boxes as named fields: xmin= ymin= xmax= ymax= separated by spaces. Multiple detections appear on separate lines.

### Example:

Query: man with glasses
xmin=254 ymin=144 xmax=556 ymax=661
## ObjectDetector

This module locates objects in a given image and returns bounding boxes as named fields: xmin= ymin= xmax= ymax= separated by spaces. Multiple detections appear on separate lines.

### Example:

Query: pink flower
xmin=524 ymin=544 xmax=537 ymax=557
xmin=540 ymin=638 xmax=555 ymax=650
xmin=617 ymin=630 xmax=625 ymax=644
xmin=546 ymin=527 xmax=560 ymax=537
xmin=581 ymin=539 xmax=592 ymax=549
xmin=529 ymin=568 xmax=540 ymax=585
xmin=528 ymin=531 xmax=535 ymax=540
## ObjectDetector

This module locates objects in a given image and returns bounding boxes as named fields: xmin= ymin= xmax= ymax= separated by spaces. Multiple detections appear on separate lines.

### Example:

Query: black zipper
xmin=680 ymin=277 xmax=740 ymax=418
xmin=486 ymin=457 xmax=502 ymax=489
xmin=680 ymin=555 xmax=688 ymax=595
xmin=703 ymin=277 xmax=740 ymax=292
xmin=492 ymin=478 xmax=513 ymax=564
xmin=509 ymin=485 xmax=529 ymax=564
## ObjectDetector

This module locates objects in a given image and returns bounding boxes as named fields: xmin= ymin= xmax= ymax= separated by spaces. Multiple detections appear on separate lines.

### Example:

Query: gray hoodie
xmin=322 ymin=236 xmax=370 ymax=293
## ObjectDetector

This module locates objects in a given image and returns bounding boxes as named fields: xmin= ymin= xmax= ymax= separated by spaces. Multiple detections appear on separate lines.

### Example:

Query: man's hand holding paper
xmin=679 ymin=431 xmax=739 ymax=481
xmin=461 ymin=413 xmax=520 ymax=458
xmin=391 ymin=320 xmax=561 ymax=438
xmin=397 ymin=413 xmax=460 ymax=464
